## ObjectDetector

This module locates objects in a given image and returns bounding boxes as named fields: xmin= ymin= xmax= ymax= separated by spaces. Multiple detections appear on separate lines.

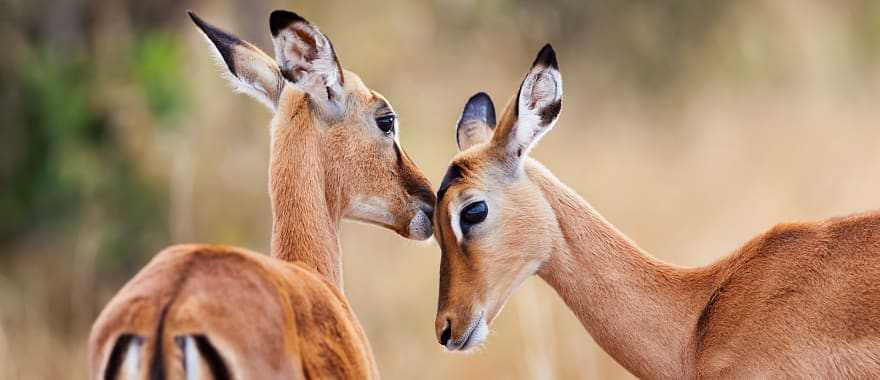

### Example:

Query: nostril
xmin=420 ymin=204 xmax=435 ymax=221
xmin=439 ymin=321 xmax=452 ymax=346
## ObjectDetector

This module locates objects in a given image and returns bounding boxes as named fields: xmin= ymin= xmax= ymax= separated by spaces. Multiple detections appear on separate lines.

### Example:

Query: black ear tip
xmin=533 ymin=43 xmax=558 ymax=69
xmin=461 ymin=92 xmax=496 ymax=127
xmin=468 ymin=92 xmax=493 ymax=105
xmin=270 ymin=10 xmax=308 ymax=37
xmin=188 ymin=11 xmax=230 ymax=42
xmin=187 ymin=10 xmax=205 ymax=28
xmin=187 ymin=11 xmax=240 ymax=75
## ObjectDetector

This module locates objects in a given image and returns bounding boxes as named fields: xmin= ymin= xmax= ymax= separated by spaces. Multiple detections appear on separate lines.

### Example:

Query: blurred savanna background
xmin=2 ymin=0 xmax=880 ymax=378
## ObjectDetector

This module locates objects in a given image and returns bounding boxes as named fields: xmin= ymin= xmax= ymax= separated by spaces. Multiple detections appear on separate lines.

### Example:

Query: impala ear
xmin=188 ymin=11 xmax=283 ymax=111
xmin=456 ymin=92 xmax=496 ymax=151
xmin=270 ymin=10 xmax=345 ymax=116
xmin=492 ymin=44 xmax=562 ymax=163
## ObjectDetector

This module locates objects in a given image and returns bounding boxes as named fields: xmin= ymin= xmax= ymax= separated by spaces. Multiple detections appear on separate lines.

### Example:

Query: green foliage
xmin=131 ymin=32 xmax=189 ymax=127
xmin=1 ymin=52 xmax=95 ymax=237
xmin=1 ymin=50 xmax=170 ymax=273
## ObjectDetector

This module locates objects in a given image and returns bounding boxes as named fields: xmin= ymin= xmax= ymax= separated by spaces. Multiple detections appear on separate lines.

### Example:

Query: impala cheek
xmin=348 ymin=195 xmax=394 ymax=226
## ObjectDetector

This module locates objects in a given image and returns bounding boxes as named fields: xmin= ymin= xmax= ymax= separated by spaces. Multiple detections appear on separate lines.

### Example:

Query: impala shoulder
xmin=695 ymin=212 xmax=880 ymax=351
xmin=754 ymin=222 xmax=825 ymax=254
xmin=822 ymin=210 xmax=880 ymax=245
xmin=744 ymin=210 xmax=880 ymax=259
xmin=694 ymin=223 xmax=825 ymax=336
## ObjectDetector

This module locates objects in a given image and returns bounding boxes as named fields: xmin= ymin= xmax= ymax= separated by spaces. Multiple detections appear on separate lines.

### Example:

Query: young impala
xmin=89 ymin=10 xmax=435 ymax=379
xmin=433 ymin=44 xmax=880 ymax=378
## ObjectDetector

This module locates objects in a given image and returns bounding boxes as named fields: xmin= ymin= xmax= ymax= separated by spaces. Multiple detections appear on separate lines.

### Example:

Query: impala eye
xmin=376 ymin=114 xmax=396 ymax=135
xmin=460 ymin=201 xmax=488 ymax=234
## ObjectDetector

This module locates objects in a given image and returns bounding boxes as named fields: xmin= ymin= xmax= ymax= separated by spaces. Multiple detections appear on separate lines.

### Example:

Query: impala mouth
xmin=444 ymin=314 xmax=488 ymax=351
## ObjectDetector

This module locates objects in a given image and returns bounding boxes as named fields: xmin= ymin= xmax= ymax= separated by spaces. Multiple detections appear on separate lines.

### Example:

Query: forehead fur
xmin=344 ymin=70 xmax=395 ymax=113
xmin=341 ymin=69 xmax=369 ymax=95
xmin=275 ymin=69 xmax=388 ymax=118
xmin=436 ymin=148 xmax=496 ymax=205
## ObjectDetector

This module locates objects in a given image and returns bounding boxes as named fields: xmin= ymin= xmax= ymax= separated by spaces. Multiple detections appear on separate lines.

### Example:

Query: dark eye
xmin=460 ymin=201 xmax=488 ymax=234
xmin=376 ymin=114 xmax=396 ymax=134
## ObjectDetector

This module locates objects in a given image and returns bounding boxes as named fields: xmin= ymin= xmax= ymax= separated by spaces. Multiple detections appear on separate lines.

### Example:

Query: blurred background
xmin=2 ymin=0 xmax=879 ymax=378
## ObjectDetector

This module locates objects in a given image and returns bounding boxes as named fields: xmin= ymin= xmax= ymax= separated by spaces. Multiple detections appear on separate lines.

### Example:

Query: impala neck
xmin=268 ymin=93 xmax=344 ymax=288
xmin=528 ymin=163 xmax=713 ymax=378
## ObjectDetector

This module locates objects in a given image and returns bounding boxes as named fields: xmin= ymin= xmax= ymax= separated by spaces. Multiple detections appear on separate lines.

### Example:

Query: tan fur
xmin=435 ymin=47 xmax=880 ymax=378
xmin=89 ymin=245 xmax=374 ymax=379
xmin=89 ymin=12 xmax=435 ymax=380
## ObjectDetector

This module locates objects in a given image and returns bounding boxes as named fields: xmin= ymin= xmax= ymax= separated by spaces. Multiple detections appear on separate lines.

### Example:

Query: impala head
xmin=189 ymin=10 xmax=435 ymax=240
xmin=434 ymin=45 xmax=563 ymax=351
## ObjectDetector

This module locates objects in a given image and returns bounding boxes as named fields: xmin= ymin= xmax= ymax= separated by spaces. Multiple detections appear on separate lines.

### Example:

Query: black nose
xmin=420 ymin=204 xmax=435 ymax=221
xmin=439 ymin=323 xmax=452 ymax=346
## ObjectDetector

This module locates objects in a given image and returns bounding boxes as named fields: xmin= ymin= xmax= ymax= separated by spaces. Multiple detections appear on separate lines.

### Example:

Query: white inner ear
xmin=514 ymin=68 xmax=562 ymax=154
xmin=526 ymin=69 xmax=561 ymax=110
xmin=274 ymin=24 xmax=342 ymax=91
xmin=309 ymin=31 xmax=342 ymax=88
xmin=274 ymin=34 xmax=310 ymax=75
xmin=272 ymin=23 xmax=347 ymax=120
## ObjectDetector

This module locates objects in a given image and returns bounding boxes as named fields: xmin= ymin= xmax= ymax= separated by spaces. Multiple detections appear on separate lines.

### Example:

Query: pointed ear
xmin=188 ymin=11 xmax=283 ymax=111
xmin=491 ymin=44 xmax=562 ymax=162
xmin=456 ymin=92 xmax=496 ymax=151
xmin=270 ymin=10 xmax=345 ymax=115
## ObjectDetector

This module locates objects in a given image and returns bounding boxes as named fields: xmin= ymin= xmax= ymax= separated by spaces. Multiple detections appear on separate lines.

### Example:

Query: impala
xmin=89 ymin=10 xmax=435 ymax=379
xmin=433 ymin=44 xmax=880 ymax=378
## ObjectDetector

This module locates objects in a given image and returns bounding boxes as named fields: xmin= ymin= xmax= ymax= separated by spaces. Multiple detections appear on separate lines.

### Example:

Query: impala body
xmin=433 ymin=45 xmax=880 ymax=378
xmin=89 ymin=10 xmax=435 ymax=379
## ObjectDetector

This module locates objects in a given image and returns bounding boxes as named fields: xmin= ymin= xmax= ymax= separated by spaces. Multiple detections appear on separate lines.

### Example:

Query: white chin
xmin=407 ymin=210 xmax=433 ymax=240
xmin=447 ymin=317 xmax=489 ymax=352
xmin=461 ymin=318 xmax=489 ymax=351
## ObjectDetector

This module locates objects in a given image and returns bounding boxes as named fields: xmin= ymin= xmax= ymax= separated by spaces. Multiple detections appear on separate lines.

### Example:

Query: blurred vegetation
xmin=0 ymin=21 xmax=178 ymax=279
xmin=1 ymin=0 xmax=879 ymax=379
xmin=3 ymin=51 xmax=96 ymax=239
xmin=132 ymin=33 xmax=189 ymax=126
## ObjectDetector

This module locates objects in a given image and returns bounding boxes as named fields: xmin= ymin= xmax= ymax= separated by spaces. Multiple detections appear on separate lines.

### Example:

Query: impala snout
xmin=407 ymin=201 xmax=435 ymax=240
xmin=397 ymin=145 xmax=436 ymax=241
xmin=436 ymin=309 xmax=488 ymax=351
